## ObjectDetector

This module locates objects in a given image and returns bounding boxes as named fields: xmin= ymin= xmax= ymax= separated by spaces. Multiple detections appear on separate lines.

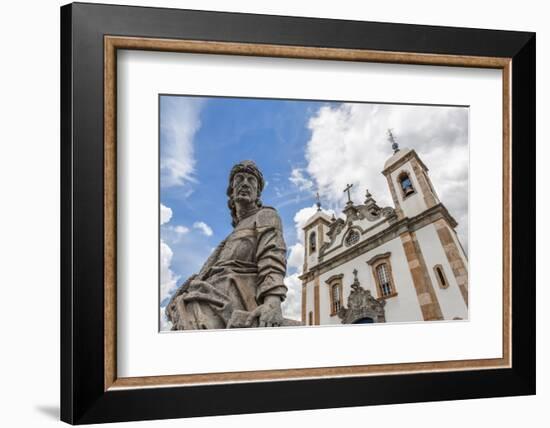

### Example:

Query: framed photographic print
xmin=60 ymin=2 xmax=536 ymax=424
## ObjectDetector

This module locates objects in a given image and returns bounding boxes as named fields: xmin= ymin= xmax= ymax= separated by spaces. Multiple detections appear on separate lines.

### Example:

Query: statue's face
xmin=231 ymin=171 xmax=259 ymax=204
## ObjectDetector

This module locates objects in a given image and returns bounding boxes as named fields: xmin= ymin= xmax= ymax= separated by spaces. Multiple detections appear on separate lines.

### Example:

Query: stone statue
xmin=166 ymin=160 xmax=301 ymax=330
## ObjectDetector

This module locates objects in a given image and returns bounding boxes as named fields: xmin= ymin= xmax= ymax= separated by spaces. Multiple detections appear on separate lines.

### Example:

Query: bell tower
xmin=300 ymin=196 xmax=332 ymax=326
xmin=302 ymin=195 xmax=332 ymax=272
xmin=382 ymin=130 xmax=440 ymax=219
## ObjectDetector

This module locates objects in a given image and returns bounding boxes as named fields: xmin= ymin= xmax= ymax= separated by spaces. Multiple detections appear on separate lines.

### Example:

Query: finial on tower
xmin=365 ymin=188 xmax=372 ymax=200
xmin=315 ymin=191 xmax=322 ymax=212
xmin=388 ymin=128 xmax=399 ymax=153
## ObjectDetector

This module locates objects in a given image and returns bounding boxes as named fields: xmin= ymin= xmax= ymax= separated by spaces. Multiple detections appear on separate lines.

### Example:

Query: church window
xmin=376 ymin=264 xmax=393 ymax=297
xmin=367 ymin=253 xmax=398 ymax=299
xmin=309 ymin=231 xmax=317 ymax=254
xmin=434 ymin=264 xmax=449 ymax=289
xmin=325 ymin=274 xmax=344 ymax=316
xmin=345 ymin=229 xmax=360 ymax=247
xmin=398 ymin=171 xmax=415 ymax=197
xmin=331 ymin=284 xmax=341 ymax=314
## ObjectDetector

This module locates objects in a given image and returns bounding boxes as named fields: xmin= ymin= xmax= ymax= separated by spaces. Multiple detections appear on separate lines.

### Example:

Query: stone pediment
xmin=320 ymin=201 xmax=396 ymax=255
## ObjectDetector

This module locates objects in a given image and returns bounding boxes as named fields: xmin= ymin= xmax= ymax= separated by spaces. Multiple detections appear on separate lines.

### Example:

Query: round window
xmin=345 ymin=229 xmax=360 ymax=246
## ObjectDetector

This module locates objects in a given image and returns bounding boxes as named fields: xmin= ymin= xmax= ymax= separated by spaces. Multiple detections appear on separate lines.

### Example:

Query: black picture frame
xmin=61 ymin=2 xmax=535 ymax=424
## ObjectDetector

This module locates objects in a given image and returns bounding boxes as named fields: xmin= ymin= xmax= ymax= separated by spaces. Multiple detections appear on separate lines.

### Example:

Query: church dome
xmin=384 ymin=147 xmax=412 ymax=170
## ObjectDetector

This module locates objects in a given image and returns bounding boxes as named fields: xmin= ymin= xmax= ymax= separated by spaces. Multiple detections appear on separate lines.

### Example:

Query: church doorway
xmin=352 ymin=317 xmax=374 ymax=324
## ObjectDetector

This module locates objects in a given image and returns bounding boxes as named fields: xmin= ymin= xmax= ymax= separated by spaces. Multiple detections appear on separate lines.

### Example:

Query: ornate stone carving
xmin=320 ymin=190 xmax=396 ymax=254
xmin=325 ymin=218 xmax=345 ymax=246
xmin=338 ymin=269 xmax=386 ymax=324
xmin=344 ymin=228 xmax=361 ymax=247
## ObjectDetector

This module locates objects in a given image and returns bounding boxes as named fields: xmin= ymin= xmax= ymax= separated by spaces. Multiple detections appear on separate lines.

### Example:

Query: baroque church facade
xmin=300 ymin=141 xmax=469 ymax=326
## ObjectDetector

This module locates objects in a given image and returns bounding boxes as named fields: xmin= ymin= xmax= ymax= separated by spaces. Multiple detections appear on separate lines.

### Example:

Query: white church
xmin=300 ymin=135 xmax=469 ymax=326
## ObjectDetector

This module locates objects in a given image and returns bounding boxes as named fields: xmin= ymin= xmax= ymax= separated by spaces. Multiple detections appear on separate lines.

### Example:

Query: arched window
xmin=309 ymin=231 xmax=317 ymax=254
xmin=367 ymin=252 xmax=398 ymax=299
xmin=376 ymin=264 xmax=394 ymax=297
xmin=325 ymin=274 xmax=344 ymax=316
xmin=433 ymin=264 xmax=449 ymax=289
xmin=331 ymin=284 xmax=341 ymax=314
xmin=398 ymin=171 xmax=415 ymax=197
xmin=345 ymin=229 xmax=360 ymax=247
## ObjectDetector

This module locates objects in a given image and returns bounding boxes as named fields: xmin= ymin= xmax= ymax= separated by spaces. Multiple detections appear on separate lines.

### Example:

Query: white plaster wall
xmin=317 ymin=274 xmax=340 ymax=325
xmin=415 ymin=224 xmax=469 ymax=320
xmin=317 ymin=237 xmax=424 ymax=325
xmin=361 ymin=220 xmax=391 ymax=240
xmin=389 ymin=163 xmax=427 ymax=217
xmin=304 ymin=279 xmax=315 ymax=325
xmin=372 ymin=239 xmax=425 ymax=323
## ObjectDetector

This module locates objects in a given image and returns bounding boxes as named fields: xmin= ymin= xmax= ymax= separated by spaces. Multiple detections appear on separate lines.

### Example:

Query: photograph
xmin=159 ymin=96 xmax=470 ymax=331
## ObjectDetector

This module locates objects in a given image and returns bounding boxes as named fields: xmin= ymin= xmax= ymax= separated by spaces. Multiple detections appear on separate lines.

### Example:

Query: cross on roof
xmin=343 ymin=183 xmax=354 ymax=204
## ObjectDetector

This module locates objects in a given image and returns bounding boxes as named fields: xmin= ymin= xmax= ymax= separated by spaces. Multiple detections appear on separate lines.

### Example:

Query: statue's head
xmin=227 ymin=160 xmax=265 ymax=227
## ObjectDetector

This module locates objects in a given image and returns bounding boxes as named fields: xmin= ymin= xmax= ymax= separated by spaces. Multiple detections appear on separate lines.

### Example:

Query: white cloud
xmin=282 ymin=273 xmax=302 ymax=321
xmin=160 ymin=203 xmax=172 ymax=225
xmin=161 ymin=224 xmax=191 ymax=245
xmin=175 ymin=225 xmax=190 ymax=235
xmin=160 ymin=240 xmax=180 ymax=304
xmin=289 ymin=168 xmax=314 ymax=191
xmin=160 ymin=97 xmax=204 ymax=189
xmin=160 ymin=307 xmax=173 ymax=332
xmin=305 ymin=103 xmax=469 ymax=252
xmin=286 ymin=206 xmax=319 ymax=274
xmin=193 ymin=221 xmax=213 ymax=237
xmin=287 ymin=243 xmax=304 ymax=271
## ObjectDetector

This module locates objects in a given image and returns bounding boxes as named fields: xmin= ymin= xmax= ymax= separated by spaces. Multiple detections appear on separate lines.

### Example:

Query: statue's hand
xmin=245 ymin=295 xmax=284 ymax=327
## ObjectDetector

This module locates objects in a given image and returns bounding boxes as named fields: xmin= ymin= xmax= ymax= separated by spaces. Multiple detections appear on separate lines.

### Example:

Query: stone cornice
xmin=299 ymin=203 xmax=458 ymax=282
xmin=302 ymin=215 xmax=332 ymax=230
xmin=382 ymin=149 xmax=429 ymax=176
xmin=325 ymin=273 xmax=344 ymax=285
xmin=366 ymin=252 xmax=392 ymax=265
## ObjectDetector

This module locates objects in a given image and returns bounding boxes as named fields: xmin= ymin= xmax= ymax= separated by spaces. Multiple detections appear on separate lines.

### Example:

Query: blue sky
xmin=159 ymin=95 xmax=469 ymax=328
xmin=161 ymin=96 xmax=325 ymax=257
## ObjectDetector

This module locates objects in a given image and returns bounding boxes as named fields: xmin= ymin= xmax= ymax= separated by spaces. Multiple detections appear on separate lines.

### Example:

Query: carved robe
xmin=166 ymin=206 xmax=288 ymax=329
